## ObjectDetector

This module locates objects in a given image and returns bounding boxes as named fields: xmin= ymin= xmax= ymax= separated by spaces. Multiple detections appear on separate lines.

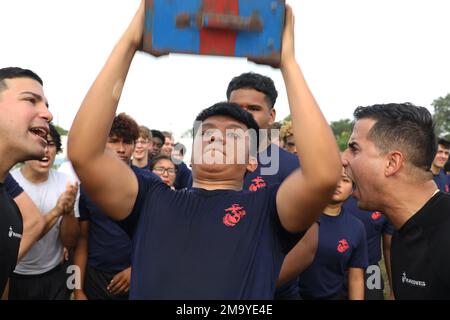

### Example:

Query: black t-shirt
xmin=5 ymin=173 xmax=24 ymax=199
xmin=392 ymin=192 xmax=450 ymax=299
xmin=0 ymin=182 xmax=23 ymax=294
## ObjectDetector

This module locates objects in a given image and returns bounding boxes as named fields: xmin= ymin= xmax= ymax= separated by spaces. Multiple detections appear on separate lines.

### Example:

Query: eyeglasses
xmin=153 ymin=167 xmax=176 ymax=175
xmin=136 ymin=139 xmax=149 ymax=145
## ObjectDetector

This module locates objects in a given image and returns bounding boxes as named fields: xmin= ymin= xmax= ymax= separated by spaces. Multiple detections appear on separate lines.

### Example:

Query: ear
xmin=385 ymin=151 xmax=403 ymax=177
xmin=246 ymin=155 xmax=258 ymax=173
xmin=269 ymin=108 xmax=276 ymax=126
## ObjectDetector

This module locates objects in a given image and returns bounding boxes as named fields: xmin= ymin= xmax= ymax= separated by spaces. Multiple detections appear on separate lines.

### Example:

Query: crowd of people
xmin=1 ymin=1 xmax=450 ymax=300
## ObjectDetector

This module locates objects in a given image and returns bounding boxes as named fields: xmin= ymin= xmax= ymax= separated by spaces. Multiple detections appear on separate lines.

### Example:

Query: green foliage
xmin=330 ymin=119 xmax=353 ymax=151
xmin=335 ymin=131 xmax=351 ymax=152
xmin=432 ymin=93 xmax=450 ymax=140
xmin=54 ymin=124 xmax=68 ymax=136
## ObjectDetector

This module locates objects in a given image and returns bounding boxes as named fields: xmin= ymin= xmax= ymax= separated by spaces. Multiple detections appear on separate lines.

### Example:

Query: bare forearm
xmin=73 ymin=231 xmax=88 ymax=292
xmin=68 ymin=0 xmax=144 ymax=167
xmin=18 ymin=216 xmax=45 ymax=261
xmin=383 ymin=235 xmax=393 ymax=294
xmin=41 ymin=208 xmax=62 ymax=238
xmin=348 ymin=268 xmax=365 ymax=300
xmin=273 ymin=7 xmax=341 ymax=233
xmin=277 ymin=223 xmax=318 ymax=287
xmin=68 ymin=37 xmax=137 ymax=166
xmin=67 ymin=2 xmax=143 ymax=221
xmin=15 ymin=193 xmax=45 ymax=261
xmin=384 ymin=251 xmax=393 ymax=287
xmin=1 ymin=280 xmax=9 ymax=300
xmin=60 ymin=213 xmax=80 ymax=248
xmin=281 ymin=60 xmax=340 ymax=184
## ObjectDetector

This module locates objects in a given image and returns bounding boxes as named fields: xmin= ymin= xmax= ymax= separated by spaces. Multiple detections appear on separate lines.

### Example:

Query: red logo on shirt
xmin=223 ymin=204 xmax=247 ymax=227
xmin=337 ymin=239 xmax=349 ymax=253
xmin=371 ymin=211 xmax=382 ymax=220
xmin=248 ymin=176 xmax=266 ymax=192
xmin=446 ymin=185 xmax=449 ymax=193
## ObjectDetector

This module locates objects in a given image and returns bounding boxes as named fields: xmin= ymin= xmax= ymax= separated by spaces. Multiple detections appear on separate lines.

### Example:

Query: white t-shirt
xmin=57 ymin=161 xmax=79 ymax=183
xmin=11 ymin=168 xmax=79 ymax=275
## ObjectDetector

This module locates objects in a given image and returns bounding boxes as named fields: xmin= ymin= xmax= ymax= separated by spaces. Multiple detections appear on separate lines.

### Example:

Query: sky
xmin=2 ymin=0 xmax=450 ymax=146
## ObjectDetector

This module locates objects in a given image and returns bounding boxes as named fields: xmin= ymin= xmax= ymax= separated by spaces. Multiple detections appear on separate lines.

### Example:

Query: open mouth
xmin=29 ymin=126 xmax=49 ymax=142
xmin=39 ymin=156 xmax=50 ymax=164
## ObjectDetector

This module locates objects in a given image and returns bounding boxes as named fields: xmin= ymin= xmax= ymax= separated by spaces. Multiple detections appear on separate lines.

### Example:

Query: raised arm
xmin=67 ymin=1 xmax=145 ymax=220
xmin=276 ymin=6 xmax=341 ymax=233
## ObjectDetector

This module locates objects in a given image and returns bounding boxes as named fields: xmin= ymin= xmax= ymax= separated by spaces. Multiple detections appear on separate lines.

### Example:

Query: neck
xmin=0 ymin=144 xmax=20 ymax=183
xmin=0 ymin=162 xmax=14 ymax=184
xmin=381 ymin=179 xmax=438 ymax=230
xmin=21 ymin=165 xmax=49 ymax=184
xmin=132 ymin=157 xmax=148 ymax=168
xmin=192 ymin=176 xmax=243 ymax=191
xmin=323 ymin=203 xmax=342 ymax=216
xmin=430 ymin=164 xmax=441 ymax=175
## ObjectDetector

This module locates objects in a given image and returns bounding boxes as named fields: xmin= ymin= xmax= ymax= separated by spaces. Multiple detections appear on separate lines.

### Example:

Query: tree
xmin=282 ymin=116 xmax=351 ymax=151
xmin=432 ymin=93 xmax=450 ymax=140
xmin=330 ymin=119 xmax=353 ymax=151
xmin=55 ymin=124 xmax=68 ymax=136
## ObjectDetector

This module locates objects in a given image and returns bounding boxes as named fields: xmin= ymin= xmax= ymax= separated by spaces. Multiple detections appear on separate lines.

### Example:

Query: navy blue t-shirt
xmin=298 ymin=208 xmax=368 ymax=299
xmin=174 ymin=161 xmax=192 ymax=190
xmin=343 ymin=196 xmax=394 ymax=265
xmin=433 ymin=169 xmax=449 ymax=193
xmin=5 ymin=173 xmax=24 ymax=199
xmin=119 ymin=172 xmax=302 ymax=300
xmin=243 ymin=144 xmax=301 ymax=299
xmin=79 ymin=190 xmax=132 ymax=273
xmin=244 ymin=144 xmax=300 ymax=191
xmin=78 ymin=166 xmax=149 ymax=273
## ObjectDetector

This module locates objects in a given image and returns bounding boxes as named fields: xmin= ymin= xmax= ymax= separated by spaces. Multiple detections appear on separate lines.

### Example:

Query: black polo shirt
xmin=0 ymin=182 xmax=23 ymax=294
xmin=392 ymin=192 xmax=450 ymax=299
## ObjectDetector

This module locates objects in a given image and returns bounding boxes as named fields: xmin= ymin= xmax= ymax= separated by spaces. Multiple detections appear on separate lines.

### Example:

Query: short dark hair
xmin=150 ymin=129 xmax=165 ymax=144
xmin=226 ymin=72 xmax=278 ymax=108
xmin=0 ymin=67 xmax=43 ymax=95
xmin=48 ymin=123 xmax=62 ymax=154
xmin=194 ymin=102 xmax=259 ymax=153
xmin=149 ymin=154 xmax=176 ymax=171
xmin=437 ymin=138 xmax=450 ymax=150
xmin=353 ymin=103 xmax=436 ymax=171
xmin=109 ymin=113 xmax=139 ymax=144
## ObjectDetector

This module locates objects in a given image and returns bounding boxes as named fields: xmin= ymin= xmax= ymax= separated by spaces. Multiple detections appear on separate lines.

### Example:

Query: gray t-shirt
xmin=11 ymin=169 xmax=78 ymax=275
